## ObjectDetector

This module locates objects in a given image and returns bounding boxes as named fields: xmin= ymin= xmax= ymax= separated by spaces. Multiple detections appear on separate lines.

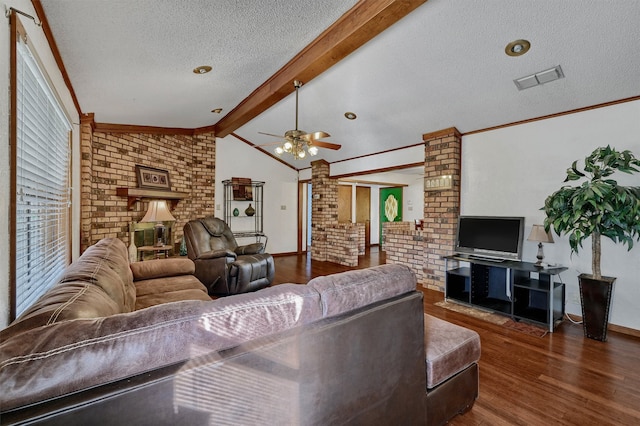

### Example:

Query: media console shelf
xmin=444 ymin=255 xmax=567 ymax=332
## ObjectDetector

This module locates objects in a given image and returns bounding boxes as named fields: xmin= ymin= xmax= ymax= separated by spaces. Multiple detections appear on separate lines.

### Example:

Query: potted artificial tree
xmin=543 ymin=146 xmax=640 ymax=341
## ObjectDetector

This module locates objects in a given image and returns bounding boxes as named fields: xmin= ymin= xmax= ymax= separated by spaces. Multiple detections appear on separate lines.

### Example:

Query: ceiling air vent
xmin=514 ymin=65 xmax=564 ymax=90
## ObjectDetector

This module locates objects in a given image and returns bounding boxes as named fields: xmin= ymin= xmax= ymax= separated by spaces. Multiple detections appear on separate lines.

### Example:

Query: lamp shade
xmin=141 ymin=200 xmax=176 ymax=223
xmin=527 ymin=224 xmax=554 ymax=243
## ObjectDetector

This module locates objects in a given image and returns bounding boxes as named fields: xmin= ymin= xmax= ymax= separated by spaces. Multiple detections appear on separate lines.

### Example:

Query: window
xmin=12 ymin=19 xmax=72 ymax=319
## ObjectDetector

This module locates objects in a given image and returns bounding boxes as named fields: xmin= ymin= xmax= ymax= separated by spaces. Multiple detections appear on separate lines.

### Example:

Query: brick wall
xmin=422 ymin=127 xmax=461 ymax=290
xmin=79 ymin=116 xmax=215 ymax=252
xmin=326 ymin=223 xmax=365 ymax=267
xmin=383 ymin=222 xmax=426 ymax=283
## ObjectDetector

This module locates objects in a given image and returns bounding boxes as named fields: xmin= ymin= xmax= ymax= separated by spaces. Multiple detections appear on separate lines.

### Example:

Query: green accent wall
xmin=379 ymin=187 xmax=403 ymax=246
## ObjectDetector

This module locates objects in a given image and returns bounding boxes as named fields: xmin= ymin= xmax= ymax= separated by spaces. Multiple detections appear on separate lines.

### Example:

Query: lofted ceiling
xmin=38 ymin=0 xmax=640 ymax=170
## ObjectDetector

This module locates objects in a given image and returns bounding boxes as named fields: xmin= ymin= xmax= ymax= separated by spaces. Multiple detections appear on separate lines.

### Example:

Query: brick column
xmin=423 ymin=127 xmax=461 ymax=291
xmin=79 ymin=113 xmax=94 ymax=253
xmin=190 ymin=133 xmax=216 ymax=220
xmin=310 ymin=159 xmax=337 ymax=261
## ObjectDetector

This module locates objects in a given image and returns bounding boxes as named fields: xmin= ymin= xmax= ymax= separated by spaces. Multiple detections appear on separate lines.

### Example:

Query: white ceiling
xmin=39 ymin=0 xmax=640 ymax=170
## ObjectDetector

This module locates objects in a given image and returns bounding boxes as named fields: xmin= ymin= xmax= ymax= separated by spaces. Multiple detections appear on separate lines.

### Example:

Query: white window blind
xmin=15 ymin=37 xmax=72 ymax=317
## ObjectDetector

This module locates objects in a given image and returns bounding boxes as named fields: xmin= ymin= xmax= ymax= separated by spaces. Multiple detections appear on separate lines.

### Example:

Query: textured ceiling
xmin=39 ymin=0 xmax=640 ymax=170
xmin=39 ymin=0 xmax=359 ymax=128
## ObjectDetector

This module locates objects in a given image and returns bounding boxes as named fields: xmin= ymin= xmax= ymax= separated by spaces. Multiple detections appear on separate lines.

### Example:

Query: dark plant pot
xmin=578 ymin=274 xmax=616 ymax=341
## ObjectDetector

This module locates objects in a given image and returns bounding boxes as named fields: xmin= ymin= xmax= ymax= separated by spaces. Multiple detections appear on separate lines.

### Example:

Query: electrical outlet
xmin=216 ymin=204 xmax=220 ymax=210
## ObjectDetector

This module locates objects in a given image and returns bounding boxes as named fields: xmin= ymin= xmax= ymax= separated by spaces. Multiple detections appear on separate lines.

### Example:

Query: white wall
xmin=462 ymin=100 xmax=640 ymax=330
xmin=330 ymin=144 xmax=424 ymax=177
xmin=215 ymin=136 xmax=300 ymax=254
xmin=0 ymin=1 xmax=80 ymax=328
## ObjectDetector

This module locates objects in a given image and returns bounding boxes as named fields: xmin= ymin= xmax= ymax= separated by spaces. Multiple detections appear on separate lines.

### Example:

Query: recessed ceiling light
xmin=344 ymin=112 xmax=357 ymax=120
xmin=211 ymin=108 xmax=223 ymax=114
xmin=505 ymin=39 xmax=531 ymax=57
xmin=193 ymin=65 xmax=212 ymax=74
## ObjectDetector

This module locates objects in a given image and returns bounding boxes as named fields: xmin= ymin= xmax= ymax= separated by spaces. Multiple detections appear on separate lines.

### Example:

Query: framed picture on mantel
xmin=136 ymin=165 xmax=171 ymax=190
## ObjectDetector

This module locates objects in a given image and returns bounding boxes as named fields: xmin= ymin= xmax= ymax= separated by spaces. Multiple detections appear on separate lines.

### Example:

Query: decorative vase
xmin=179 ymin=235 xmax=187 ymax=256
xmin=233 ymin=208 xmax=240 ymax=217
xmin=245 ymin=203 xmax=255 ymax=217
xmin=128 ymin=222 xmax=138 ymax=263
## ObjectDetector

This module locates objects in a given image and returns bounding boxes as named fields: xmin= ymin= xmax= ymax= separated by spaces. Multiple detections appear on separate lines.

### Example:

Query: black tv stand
xmin=467 ymin=255 xmax=505 ymax=263
xmin=443 ymin=255 xmax=567 ymax=332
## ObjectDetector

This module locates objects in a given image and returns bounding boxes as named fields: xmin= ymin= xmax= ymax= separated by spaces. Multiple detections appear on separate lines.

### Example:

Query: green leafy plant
xmin=543 ymin=146 xmax=640 ymax=279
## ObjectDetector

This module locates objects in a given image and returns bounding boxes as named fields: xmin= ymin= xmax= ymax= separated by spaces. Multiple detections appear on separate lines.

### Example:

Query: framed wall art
xmin=136 ymin=165 xmax=171 ymax=190
xmin=231 ymin=177 xmax=253 ymax=200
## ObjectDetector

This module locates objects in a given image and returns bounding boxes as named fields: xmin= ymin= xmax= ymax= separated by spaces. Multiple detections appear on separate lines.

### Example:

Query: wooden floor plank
xmin=271 ymin=248 xmax=640 ymax=425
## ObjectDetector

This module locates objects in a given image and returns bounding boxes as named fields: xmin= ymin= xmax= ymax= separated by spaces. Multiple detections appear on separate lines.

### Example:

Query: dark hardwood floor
xmin=272 ymin=247 xmax=640 ymax=425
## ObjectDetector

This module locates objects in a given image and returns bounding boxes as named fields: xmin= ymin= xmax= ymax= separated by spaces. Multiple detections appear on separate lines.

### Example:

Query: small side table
xmin=138 ymin=245 xmax=173 ymax=261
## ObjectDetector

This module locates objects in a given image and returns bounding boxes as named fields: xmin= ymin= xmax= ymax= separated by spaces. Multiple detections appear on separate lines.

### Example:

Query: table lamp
xmin=141 ymin=200 xmax=175 ymax=247
xmin=527 ymin=224 xmax=554 ymax=266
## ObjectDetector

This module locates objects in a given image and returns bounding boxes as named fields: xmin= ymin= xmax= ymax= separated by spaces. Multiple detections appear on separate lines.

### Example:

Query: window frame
xmin=9 ymin=14 xmax=73 ymax=321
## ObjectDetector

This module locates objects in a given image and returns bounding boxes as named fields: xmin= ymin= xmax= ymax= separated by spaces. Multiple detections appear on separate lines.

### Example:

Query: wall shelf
xmin=116 ymin=187 xmax=188 ymax=210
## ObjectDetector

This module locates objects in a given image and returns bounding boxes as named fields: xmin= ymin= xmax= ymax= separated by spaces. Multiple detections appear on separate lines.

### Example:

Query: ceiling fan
xmin=259 ymin=80 xmax=341 ymax=159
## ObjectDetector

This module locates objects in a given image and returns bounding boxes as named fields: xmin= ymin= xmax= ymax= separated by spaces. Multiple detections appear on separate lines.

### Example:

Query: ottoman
xmin=424 ymin=314 xmax=481 ymax=426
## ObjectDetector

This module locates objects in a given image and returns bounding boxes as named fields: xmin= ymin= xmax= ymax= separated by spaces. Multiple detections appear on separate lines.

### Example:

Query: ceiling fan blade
xmin=256 ymin=141 xmax=286 ymax=147
xmin=258 ymin=131 xmax=286 ymax=138
xmin=301 ymin=131 xmax=330 ymax=141
xmin=312 ymin=140 xmax=341 ymax=150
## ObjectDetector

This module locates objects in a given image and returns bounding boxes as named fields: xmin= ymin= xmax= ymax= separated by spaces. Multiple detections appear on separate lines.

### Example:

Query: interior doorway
xmin=337 ymin=184 xmax=371 ymax=248
xmin=337 ymin=185 xmax=352 ymax=223
xmin=356 ymin=186 xmax=371 ymax=247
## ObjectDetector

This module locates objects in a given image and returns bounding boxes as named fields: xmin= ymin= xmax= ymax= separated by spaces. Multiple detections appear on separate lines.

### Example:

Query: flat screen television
xmin=454 ymin=216 xmax=525 ymax=261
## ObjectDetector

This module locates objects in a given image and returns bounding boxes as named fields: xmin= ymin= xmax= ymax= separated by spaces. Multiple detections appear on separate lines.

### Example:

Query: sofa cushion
xmin=135 ymin=289 xmax=213 ymax=310
xmin=423 ymin=314 xmax=481 ymax=388
xmin=135 ymin=275 xmax=207 ymax=297
xmin=0 ymin=238 xmax=135 ymax=341
xmin=59 ymin=238 xmax=136 ymax=312
xmin=135 ymin=275 xmax=211 ymax=310
xmin=0 ymin=284 xmax=322 ymax=411
xmin=130 ymin=257 xmax=196 ymax=281
xmin=0 ymin=284 xmax=123 ymax=341
xmin=308 ymin=264 xmax=417 ymax=317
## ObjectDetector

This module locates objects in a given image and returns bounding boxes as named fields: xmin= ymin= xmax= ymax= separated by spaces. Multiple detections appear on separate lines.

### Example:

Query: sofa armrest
xmin=130 ymin=258 xmax=195 ymax=281
xmin=234 ymin=243 xmax=264 ymax=255
xmin=195 ymin=249 xmax=237 ymax=261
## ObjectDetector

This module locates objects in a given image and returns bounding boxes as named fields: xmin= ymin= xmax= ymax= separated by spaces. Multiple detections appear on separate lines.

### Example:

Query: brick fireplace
xmin=79 ymin=114 xmax=215 ymax=253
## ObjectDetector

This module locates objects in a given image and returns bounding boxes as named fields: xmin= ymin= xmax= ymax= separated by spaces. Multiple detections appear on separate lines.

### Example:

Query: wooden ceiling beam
xmin=214 ymin=0 xmax=428 ymax=138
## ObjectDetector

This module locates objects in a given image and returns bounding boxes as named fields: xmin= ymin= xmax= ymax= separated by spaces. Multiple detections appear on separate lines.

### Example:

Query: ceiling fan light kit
xmin=260 ymin=80 xmax=341 ymax=160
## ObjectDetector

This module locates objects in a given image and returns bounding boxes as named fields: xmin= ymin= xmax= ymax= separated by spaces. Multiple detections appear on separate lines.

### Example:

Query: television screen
xmin=455 ymin=216 xmax=525 ymax=261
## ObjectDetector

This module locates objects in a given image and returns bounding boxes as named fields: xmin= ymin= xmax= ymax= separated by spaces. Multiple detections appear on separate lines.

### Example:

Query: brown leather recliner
xmin=183 ymin=216 xmax=275 ymax=295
